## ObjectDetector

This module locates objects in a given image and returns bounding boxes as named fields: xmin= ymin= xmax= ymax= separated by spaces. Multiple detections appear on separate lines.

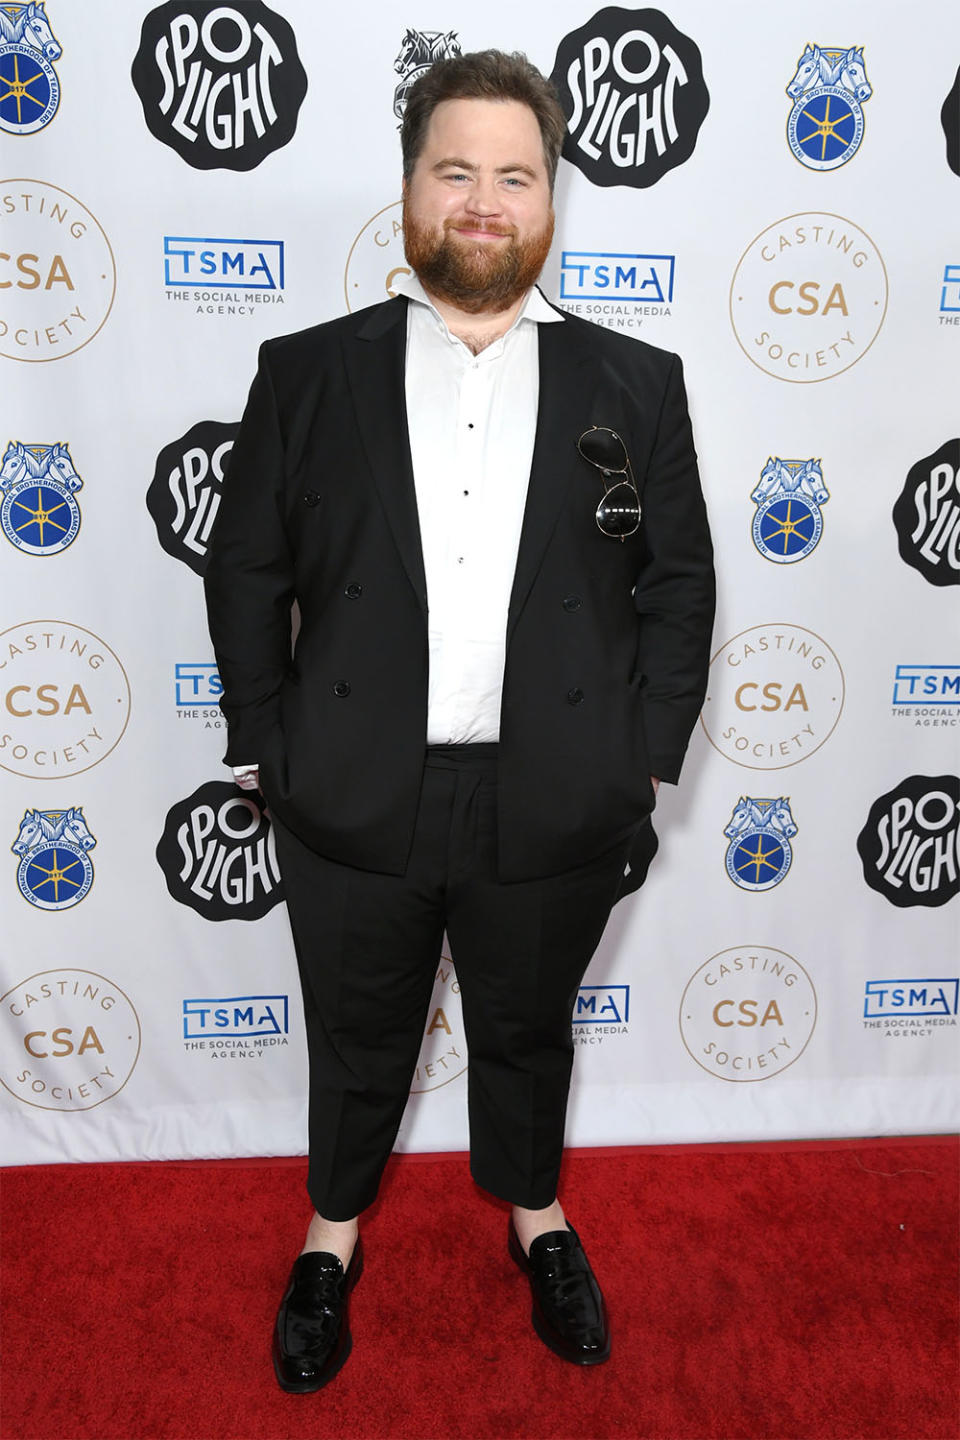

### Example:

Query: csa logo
xmin=0 ymin=968 xmax=141 ymax=1111
xmin=701 ymin=624 xmax=844 ymax=770
xmin=411 ymin=952 xmax=465 ymax=1092
xmin=856 ymin=775 xmax=959 ymax=909
xmin=723 ymin=797 xmax=797 ymax=892
xmin=942 ymin=66 xmax=959 ymax=177
xmin=131 ymin=2 xmax=307 ymax=171
xmin=549 ymin=7 xmax=709 ymax=188
xmin=0 ymin=180 xmax=116 ymax=362
xmin=156 ymin=780 xmax=283 ymax=921
xmin=751 ymin=457 xmax=829 ymax=563
xmin=892 ymin=439 xmax=960 ymax=586
xmin=730 ymin=212 xmax=887 ymax=383
xmin=146 ymin=419 xmax=237 ymax=577
xmin=0 ymin=1 xmax=61 ymax=135
xmin=12 ymin=805 xmax=95 ymax=910
xmin=679 ymin=946 xmax=817 ymax=1082
xmin=393 ymin=29 xmax=460 ymax=123
xmin=344 ymin=201 xmax=407 ymax=313
xmin=1 ymin=439 xmax=81 ymax=555
xmin=785 ymin=44 xmax=872 ymax=171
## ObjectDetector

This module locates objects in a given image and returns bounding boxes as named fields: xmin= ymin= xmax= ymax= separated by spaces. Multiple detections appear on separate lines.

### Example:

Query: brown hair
xmin=400 ymin=50 xmax=567 ymax=192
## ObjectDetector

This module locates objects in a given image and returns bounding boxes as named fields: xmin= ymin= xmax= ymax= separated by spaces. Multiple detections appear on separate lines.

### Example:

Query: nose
xmin=464 ymin=176 xmax=501 ymax=217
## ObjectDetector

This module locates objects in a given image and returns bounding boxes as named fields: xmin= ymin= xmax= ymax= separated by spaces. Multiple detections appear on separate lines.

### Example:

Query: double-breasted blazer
xmin=204 ymin=293 xmax=715 ymax=889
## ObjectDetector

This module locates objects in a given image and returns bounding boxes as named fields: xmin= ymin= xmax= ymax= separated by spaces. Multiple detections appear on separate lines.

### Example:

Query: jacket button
xmin=567 ymin=687 xmax=585 ymax=705
xmin=344 ymin=583 xmax=363 ymax=599
xmin=304 ymin=491 xmax=321 ymax=507
xmin=333 ymin=681 xmax=351 ymax=697
xmin=562 ymin=595 xmax=582 ymax=612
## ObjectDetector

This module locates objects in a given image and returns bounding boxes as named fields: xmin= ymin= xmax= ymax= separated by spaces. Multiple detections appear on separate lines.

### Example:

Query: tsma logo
xmin=863 ymin=980 xmax=959 ymax=1018
xmin=182 ymin=995 xmax=289 ymax=1038
xmin=892 ymin=665 xmax=960 ymax=706
xmin=573 ymin=985 xmax=630 ymax=1024
xmin=560 ymin=251 xmax=674 ymax=304
xmin=163 ymin=237 xmax=284 ymax=289
xmin=175 ymin=662 xmax=222 ymax=707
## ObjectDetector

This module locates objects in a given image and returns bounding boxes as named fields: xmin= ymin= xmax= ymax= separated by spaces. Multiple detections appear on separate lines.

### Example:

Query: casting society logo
xmin=701 ymin=624 xmax=844 ymax=770
xmin=723 ymin=797 xmax=797 ymax=892
xmin=751 ymin=456 xmax=829 ymax=563
xmin=857 ymin=774 xmax=960 ymax=908
xmin=156 ymin=780 xmax=284 ymax=921
xmin=393 ymin=29 xmax=460 ymax=123
xmin=11 ymin=805 xmax=96 ymax=910
xmin=0 ymin=1 xmax=61 ymax=135
xmin=679 ymin=946 xmax=817 ymax=1083
xmin=344 ymin=201 xmax=408 ymax=312
xmin=785 ymin=43 xmax=872 ymax=171
xmin=1 ymin=439 xmax=81 ymax=555
xmin=131 ymin=2 xmax=307 ymax=170
xmin=411 ymin=951 xmax=466 ymax=1092
xmin=0 ymin=968 xmax=141 ymax=1111
xmin=892 ymin=439 xmax=960 ymax=586
xmin=0 ymin=621 xmax=130 ymax=779
xmin=729 ymin=212 xmax=887 ymax=383
xmin=146 ymin=418 xmax=238 ymax=576
xmin=0 ymin=179 xmax=116 ymax=362
xmin=549 ymin=7 xmax=709 ymax=188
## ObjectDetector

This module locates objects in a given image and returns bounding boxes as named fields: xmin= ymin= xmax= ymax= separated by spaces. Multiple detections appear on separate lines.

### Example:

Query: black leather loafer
xmin=508 ymin=1220 xmax=610 ymax=1365
xmin=272 ymin=1239 xmax=363 ymax=1393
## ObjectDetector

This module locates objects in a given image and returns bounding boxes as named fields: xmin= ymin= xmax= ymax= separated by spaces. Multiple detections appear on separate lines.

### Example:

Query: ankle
xmin=301 ymin=1212 xmax=358 ymax=1268
xmin=512 ymin=1200 xmax=567 ymax=1255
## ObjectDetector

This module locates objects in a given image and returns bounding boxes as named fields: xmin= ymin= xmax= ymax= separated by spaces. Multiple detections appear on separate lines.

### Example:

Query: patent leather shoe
xmin=272 ymin=1239 xmax=363 ymax=1393
xmin=508 ymin=1220 xmax=610 ymax=1364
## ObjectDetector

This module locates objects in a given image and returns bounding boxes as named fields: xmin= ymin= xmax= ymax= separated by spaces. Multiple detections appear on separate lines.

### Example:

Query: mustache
xmin=445 ymin=217 xmax=516 ymax=238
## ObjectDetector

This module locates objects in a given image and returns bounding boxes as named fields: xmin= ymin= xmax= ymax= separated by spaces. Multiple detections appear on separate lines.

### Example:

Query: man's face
xmin=402 ymin=96 xmax=554 ymax=315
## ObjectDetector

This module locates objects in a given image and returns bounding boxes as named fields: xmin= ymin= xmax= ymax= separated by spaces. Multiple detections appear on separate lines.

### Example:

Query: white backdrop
xmin=2 ymin=0 xmax=957 ymax=1168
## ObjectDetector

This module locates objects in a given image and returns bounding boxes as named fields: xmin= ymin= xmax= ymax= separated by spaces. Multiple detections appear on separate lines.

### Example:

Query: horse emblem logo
xmin=1 ymin=440 xmax=82 ymax=555
xmin=393 ymin=29 xmax=460 ymax=123
xmin=0 ymin=2 xmax=61 ymax=135
xmin=12 ymin=807 xmax=97 ymax=910
xmin=785 ymin=44 xmax=872 ymax=171
xmin=751 ymin=457 xmax=829 ymax=564
xmin=724 ymin=798 xmax=797 ymax=892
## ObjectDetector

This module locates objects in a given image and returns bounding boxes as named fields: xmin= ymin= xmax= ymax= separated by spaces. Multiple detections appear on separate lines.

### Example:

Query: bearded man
xmin=205 ymin=49 xmax=714 ymax=1392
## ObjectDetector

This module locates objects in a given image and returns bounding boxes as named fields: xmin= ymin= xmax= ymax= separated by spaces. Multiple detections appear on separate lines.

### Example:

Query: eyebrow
xmin=431 ymin=157 xmax=539 ymax=179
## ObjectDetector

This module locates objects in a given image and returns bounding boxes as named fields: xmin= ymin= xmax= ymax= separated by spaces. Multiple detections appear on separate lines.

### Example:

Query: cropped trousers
xmin=271 ymin=744 xmax=630 ymax=1221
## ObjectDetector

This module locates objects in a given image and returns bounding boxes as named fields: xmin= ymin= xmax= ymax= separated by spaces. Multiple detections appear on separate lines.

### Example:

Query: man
xmin=205 ymin=50 xmax=714 ymax=1391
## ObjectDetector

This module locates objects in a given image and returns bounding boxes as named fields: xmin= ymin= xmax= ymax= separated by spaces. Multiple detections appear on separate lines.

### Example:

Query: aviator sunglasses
xmin=577 ymin=426 xmax=641 ymax=541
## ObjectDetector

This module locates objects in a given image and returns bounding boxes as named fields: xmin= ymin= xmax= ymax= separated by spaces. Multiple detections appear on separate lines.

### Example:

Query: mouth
xmin=449 ymin=224 xmax=512 ymax=241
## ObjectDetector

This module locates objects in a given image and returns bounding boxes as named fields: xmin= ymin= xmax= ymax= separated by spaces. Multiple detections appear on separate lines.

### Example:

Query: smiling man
xmin=205 ymin=50 xmax=714 ymax=1392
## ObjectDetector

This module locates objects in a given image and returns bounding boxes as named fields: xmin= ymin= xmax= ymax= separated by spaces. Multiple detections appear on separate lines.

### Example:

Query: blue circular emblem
xmin=787 ymin=87 xmax=863 ymax=171
xmin=752 ymin=495 xmax=822 ymax=563
xmin=2 ymin=478 xmax=80 ymax=554
xmin=0 ymin=43 xmax=59 ymax=135
xmin=725 ymin=831 xmax=792 ymax=892
xmin=17 ymin=841 xmax=94 ymax=910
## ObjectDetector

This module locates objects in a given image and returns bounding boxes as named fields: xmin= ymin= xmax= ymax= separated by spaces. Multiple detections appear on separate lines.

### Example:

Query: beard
xmin=402 ymin=198 xmax=554 ymax=315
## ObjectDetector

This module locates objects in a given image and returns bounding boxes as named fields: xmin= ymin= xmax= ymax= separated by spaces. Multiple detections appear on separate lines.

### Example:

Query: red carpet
xmin=2 ymin=1139 xmax=957 ymax=1440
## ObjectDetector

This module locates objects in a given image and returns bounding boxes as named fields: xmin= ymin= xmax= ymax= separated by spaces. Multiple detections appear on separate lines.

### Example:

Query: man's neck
xmin=418 ymin=283 xmax=532 ymax=354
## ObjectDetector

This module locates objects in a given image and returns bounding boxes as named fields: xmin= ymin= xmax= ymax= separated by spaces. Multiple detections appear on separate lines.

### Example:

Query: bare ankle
xmin=301 ymin=1211 xmax=358 ymax=1267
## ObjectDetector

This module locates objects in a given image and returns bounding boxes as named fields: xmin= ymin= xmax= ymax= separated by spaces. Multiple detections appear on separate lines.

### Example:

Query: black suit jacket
xmin=204 ymin=294 xmax=714 ymax=888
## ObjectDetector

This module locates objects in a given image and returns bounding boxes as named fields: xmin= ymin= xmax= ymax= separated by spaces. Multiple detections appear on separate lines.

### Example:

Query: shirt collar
xmin=391 ymin=270 xmax=563 ymax=330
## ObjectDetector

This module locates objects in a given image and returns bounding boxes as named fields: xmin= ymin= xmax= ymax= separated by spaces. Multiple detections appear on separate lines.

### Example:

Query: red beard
xmin=402 ymin=199 xmax=554 ymax=315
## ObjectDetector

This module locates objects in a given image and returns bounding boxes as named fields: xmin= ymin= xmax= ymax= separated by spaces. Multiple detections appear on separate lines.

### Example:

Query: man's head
xmin=400 ymin=51 xmax=567 ymax=315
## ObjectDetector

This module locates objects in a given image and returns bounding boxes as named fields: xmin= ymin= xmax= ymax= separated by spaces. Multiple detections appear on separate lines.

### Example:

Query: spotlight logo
xmin=751 ymin=457 xmax=829 ymax=564
xmin=1 ymin=440 xmax=82 ymax=556
xmin=723 ymin=797 xmax=797 ymax=892
xmin=680 ymin=947 xmax=817 ymax=1082
xmin=785 ymin=44 xmax=872 ymax=171
xmin=11 ymin=805 xmax=96 ymax=910
xmin=701 ymin=624 xmax=844 ymax=770
xmin=344 ymin=201 xmax=407 ymax=313
xmin=156 ymin=780 xmax=284 ymax=921
xmin=0 ymin=969 xmax=141 ymax=1112
xmin=0 ymin=2 xmax=62 ymax=136
xmin=411 ymin=953 xmax=465 ymax=1092
xmin=730 ymin=212 xmax=887 ymax=383
xmin=892 ymin=439 xmax=960 ymax=586
xmin=392 ymin=29 xmax=460 ymax=123
xmin=856 ymin=775 xmax=959 ymax=908
xmin=146 ymin=419 xmax=238 ymax=576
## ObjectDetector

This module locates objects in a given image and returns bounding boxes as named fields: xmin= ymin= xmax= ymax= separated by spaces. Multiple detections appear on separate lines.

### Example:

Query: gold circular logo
xmin=1 ymin=968 xmax=141 ymax=1111
xmin=679 ymin=946 xmax=817 ymax=1082
xmin=410 ymin=954 xmax=466 ymax=1092
xmin=729 ymin=211 xmax=887 ymax=382
xmin=700 ymin=623 xmax=844 ymax=769
xmin=0 ymin=620 xmax=131 ymax=779
xmin=343 ymin=200 xmax=408 ymax=313
xmin=0 ymin=180 xmax=116 ymax=362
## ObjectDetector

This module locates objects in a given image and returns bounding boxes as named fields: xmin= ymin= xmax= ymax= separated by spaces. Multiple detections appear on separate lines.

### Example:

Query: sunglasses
xmin=577 ymin=426 xmax=641 ymax=541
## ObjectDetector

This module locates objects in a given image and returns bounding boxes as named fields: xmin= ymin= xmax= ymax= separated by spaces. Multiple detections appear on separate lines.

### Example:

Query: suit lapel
xmin=343 ymin=297 xmax=428 ymax=616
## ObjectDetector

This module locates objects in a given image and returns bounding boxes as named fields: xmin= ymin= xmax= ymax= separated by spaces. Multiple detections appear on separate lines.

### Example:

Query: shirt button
xmin=567 ymin=687 xmax=585 ymax=705
xmin=562 ymin=595 xmax=582 ymax=612
xmin=303 ymin=491 xmax=321 ymax=507
xmin=344 ymin=583 xmax=363 ymax=599
xmin=333 ymin=681 xmax=351 ymax=698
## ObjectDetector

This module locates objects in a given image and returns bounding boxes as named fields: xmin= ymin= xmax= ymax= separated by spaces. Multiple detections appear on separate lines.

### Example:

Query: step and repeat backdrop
xmin=2 ymin=1 xmax=958 ymax=1167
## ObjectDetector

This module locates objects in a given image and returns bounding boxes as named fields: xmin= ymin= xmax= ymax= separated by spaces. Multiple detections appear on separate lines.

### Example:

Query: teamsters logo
xmin=0 ymin=968 xmax=141 ymax=1112
xmin=146 ymin=419 xmax=238 ymax=576
xmin=393 ymin=29 xmax=460 ymax=123
xmin=0 ymin=180 xmax=116 ymax=362
xmin=751 ymin=457 xmax=829 ymax=564
xmin=730 ymin=212 xmax=887 ymax=383
xmin=679 ymin=946 xmax=817 ymax=1083
xmin=856 ymin=775 xmax=959 ymax=909
xmin=892 ymin=439 xmax=960 ymax=586
xmin=549 ymin=7 xmax=709 ymax=188
xmin=701 ymin=624 xmax=844 ymax=770
xmin=785 ymin=44 xmax=872 ymax=171
xmin=131 ymin=2 xmax=306 ymax=171
xmin=12 ymin=805 xmax=96 ymax=910
xmin=1 ymin=440 xmax=81 ymax=555
xmin=0 ymin=621 xmax=131 ymax=779
xmin=156 ymin=780 xmax=284 ymax=921
xmin=0 ymin=2 xmax=61 ymax=135
xmin=723 ymin=798 xmax=797 ymax=892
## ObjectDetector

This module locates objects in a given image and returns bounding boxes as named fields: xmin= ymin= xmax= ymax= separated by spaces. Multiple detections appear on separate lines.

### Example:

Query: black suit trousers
xmin=272 ymin=745 xmax=632 ymax=1220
